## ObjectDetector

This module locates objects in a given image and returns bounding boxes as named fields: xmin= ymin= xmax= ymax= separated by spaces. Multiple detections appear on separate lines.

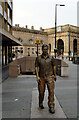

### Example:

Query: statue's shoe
xmin=39 ymin=105 xmax=44 ymax=109
xmin=49 ymin=107 xmax=55 ymax=114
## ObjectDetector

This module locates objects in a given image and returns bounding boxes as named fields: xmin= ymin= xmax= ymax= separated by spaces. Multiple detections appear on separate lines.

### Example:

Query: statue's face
xmin=42 ymin=46 xmax=48 ymax=55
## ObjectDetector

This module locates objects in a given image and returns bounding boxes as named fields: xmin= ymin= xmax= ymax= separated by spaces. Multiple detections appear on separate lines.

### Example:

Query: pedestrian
xmin=35 ymin=44 xmax=56 ymax=114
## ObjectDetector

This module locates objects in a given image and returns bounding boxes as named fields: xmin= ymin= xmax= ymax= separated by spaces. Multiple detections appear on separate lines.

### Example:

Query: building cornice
xmin=12 ymin=26 xmax=48 ymax=35
xmin=45 ymin=24 xmax=79 ymax=30
xmin=47 ymin=30 xmax=79 ymax=35
xmin=23 ymin=44 xmax=43 ymax=47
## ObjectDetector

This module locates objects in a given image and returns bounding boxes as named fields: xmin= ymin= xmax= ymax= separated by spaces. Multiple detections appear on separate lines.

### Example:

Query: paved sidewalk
xmin=31 ymin=88 xmax=66 ymax=118
xmin=55 ymin=59 xmax=77 ymax=118
xmin=2 ymin=76 xmax=37 ymax=118
xmin=1 ymin=59 xmax=77 ymax=119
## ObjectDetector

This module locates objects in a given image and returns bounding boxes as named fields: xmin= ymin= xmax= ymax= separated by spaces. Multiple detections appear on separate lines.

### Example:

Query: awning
xmin=0 ymin=28 xmax=23 ymax=46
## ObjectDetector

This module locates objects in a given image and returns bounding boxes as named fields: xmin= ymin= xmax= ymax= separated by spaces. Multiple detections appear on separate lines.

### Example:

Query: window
xmin=4 ymin=2 xmax=5 ymax=10
xmin=20 ymin=47 xmax=23 ymax=50
xmin=0 ymin=46 xmax=2 ymax=65
xmin=20 ymin=47 xmax=23 ymax=53
xmin=32 ymin=48 xmax=34 ymax=54
xmin=41 ymin=40 xmax=43 ymax=44
xmin=2 ymin=46 xmax=5 ymax=65
xmin=38 ymin=49 xmax=40 ymax=54
xmin=18 ymin=37 xmax=23 ymax=42
xmin=29 ymin=39 xmax=33 ymax=45
xmin=8 ymin=8 xmax=10 ymax=18
xmin=15 ymin=47 xmax=18 ymax=53
xmin=57 ymin=26 xmax=62 ymax=32
xmin=28 ymin=48 xmax=30 ymax=56
xmin=4 ymin=20 xmax=6 ymax=29
xmin=0 ymin=16 xmax=2 ymax=27
xmin=8 ymin=24 xmax=10 ymax=32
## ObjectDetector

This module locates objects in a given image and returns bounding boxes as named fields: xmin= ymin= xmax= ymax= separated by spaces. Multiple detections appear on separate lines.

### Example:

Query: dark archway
xmin=49 ymin=43 xmax=51 ymax=53
xmin=57 ymin=39 xmax=64 ymax=56
xmin=73 ymin=39 xmax=77 ymax=54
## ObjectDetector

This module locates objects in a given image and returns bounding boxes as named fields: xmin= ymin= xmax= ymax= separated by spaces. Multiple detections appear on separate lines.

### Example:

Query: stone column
xmin=5 ymin=46 xmax=7 ymax=65
xmin=77 ymin=38 xmax=79 ymax=56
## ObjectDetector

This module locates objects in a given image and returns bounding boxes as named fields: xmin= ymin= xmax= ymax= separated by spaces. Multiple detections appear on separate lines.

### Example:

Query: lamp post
xmin=55 ymin=4 xmax=65 ymax=58
xmin=69 ymin=25 xmax=70 ymax=61
xmin=32 ymin=35 xmax=41 ymax=57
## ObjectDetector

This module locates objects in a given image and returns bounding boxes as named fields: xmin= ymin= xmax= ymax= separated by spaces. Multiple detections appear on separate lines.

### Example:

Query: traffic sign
xmin=35 ymin=39 xmax=40 ymax=44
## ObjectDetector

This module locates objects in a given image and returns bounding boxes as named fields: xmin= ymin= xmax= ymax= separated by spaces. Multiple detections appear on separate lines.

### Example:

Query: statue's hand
xmin=54 ymin=76 xmax=57 ymax=81
xmin=37 ymin=76 xmax=40 ymax=83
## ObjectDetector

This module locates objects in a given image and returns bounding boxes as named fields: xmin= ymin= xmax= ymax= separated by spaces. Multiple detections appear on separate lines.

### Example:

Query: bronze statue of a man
xmin=35 ymin=44 xmax=56 ymax=114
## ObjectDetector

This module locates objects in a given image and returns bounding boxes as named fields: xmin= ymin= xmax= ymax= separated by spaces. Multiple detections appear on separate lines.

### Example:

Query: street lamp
xmin=69 ymin=24 xmax=70 ymax=61
xmin=55 ymin=4 xmax=65 ymax=58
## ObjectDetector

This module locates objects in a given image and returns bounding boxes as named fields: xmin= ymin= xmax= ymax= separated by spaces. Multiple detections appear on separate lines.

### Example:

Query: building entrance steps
xmin=31 ymin=88 xmax=67 ymax=118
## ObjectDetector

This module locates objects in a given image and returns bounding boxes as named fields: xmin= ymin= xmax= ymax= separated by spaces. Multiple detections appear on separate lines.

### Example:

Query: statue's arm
xmin=52 ymin=56 xmax=56 ymax=81
xmin=54 ymin=66 xmax=56 ymax=80
xmin=35 ymin=67 xmax=40 ymax=83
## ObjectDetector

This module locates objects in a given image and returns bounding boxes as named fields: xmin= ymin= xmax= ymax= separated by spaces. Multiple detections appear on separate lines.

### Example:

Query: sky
xmin=13 ymin=0 xmax=79 ymax=30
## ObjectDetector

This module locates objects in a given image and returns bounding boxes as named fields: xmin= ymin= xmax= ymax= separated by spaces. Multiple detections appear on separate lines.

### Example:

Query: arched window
xmin=49 ymin=44 xmax=51 ymax=53
xmin=32 ymin=48 xmax=34 ymax=54
xmin=73 ymin=39 xmax=77 ymax=54
xmin=57 ymin=39 xmax=64 ymax=55
xmin=28 ymin=48 xmax=30 ymax=56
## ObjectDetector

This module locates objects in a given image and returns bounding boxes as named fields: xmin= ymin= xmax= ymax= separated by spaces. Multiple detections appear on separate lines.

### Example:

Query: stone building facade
xmin=12 ymin=24 xmax=79 ymax=57
xmin=12 ymin=25 xmax=48 ymax=57
xmin=0 ymin=0 xmax=22 ymax=66
xmin=45 ymin=24 xmax=79 ymax=56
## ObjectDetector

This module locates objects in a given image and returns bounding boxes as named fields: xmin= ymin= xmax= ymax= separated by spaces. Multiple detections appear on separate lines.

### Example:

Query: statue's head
xmin=42 ymin=44 xmax=48 ymax=55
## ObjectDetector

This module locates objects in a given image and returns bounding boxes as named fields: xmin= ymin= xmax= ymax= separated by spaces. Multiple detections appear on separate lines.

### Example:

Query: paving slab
xmin=31 ymin=89 xmax=67 ymax=118
xmin=18 ymin=75 xmax=36 ymax=78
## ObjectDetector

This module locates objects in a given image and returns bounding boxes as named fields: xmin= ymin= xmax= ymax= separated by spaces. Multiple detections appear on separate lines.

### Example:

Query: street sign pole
xmin=37 ymin=44 xmax=38 ymax=56
xmin=35 ymin=39 xmax=40 ymax=57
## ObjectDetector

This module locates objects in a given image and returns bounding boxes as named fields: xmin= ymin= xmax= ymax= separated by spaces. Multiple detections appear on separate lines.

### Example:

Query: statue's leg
xmin=47 ymin=77 xmax=55 ymax=108
xmin=38 ymin=78 xmax=45 ymax=107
